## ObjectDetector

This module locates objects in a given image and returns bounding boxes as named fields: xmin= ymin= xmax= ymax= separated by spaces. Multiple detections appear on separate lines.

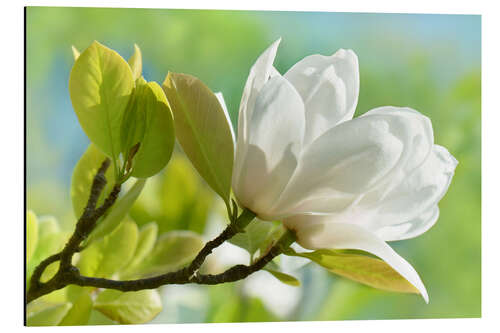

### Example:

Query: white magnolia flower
xmin=226 ymin=38 xmax=457 ymax=303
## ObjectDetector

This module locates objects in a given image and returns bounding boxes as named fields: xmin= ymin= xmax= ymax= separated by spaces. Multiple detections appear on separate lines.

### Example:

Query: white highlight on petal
xmin=215 ymin=92 xmax=236 ymax=149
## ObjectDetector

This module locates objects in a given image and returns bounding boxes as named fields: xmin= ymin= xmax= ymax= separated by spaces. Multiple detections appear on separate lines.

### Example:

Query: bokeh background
xmin=26 ymin=7 xmax=481 ymax=322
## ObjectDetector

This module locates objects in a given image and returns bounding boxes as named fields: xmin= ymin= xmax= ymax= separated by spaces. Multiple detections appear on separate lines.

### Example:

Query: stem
xmin=26 ymin=159 xmax=295 ymax=304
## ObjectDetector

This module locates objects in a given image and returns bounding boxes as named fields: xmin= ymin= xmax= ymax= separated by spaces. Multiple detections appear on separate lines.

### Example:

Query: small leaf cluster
xmin=26 ymin=210 xmax=203 ymax=325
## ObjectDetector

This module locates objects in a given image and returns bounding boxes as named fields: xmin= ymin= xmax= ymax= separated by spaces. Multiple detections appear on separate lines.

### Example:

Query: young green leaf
xmin=69 ymin=41 xmax=134 ymax=164
xmin=26 ymin=210 xmax=38 ymax=263
xmin=125 ymin=82 xmax=175 ymax=178
xmin=27 ymin=303 xmax=73 ymax=326
xmin=286 ymin=249 xmax=419 ymax=294
xmin=94 ymin=289 xmax=162 ymax=324
xmin=71 ymin=143 xmax=115 ymax=219
xmin=162 ymin=73 xmax=234 ymax=205
xmin=120 ymin=81 xmax=147 ymax=161
xmin=77 ymin=220 xmax=138 ymax=278
xmin=127 ymin=44 xmax=142 ymax=80
xmin=229 ymin=219 xmax=279 ymax=257
xmin=119 ymin=222 xmax=158 ymax=278
xmin=59 ymin=290 xmax=93 ymax=326
xmin=132 ymin=230 xmax=204 ymax=277
xmin=27 ymin=219 xmax=68 ymax=288
xmin=85 ymin=178 xmax=146 ymax=245
xmin=264 ymin=268 xmax=301 ymax=287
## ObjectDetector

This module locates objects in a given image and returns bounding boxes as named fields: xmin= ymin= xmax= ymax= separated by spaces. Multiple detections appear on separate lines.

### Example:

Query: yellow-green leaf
xmin=77 ymin=220 xmax=138 ymax=278
xmin=120 ymin=222 xmax=158 ymax=278
xmin=59 ymin=289 xmax=93 ymax=326
xmin=26 ymin=210 xmax=38 ymax=263
xmin=69 ymin=41 xmax=134 ymax=163
xmin=127 ymin=44 xmax=142 ymax=80
xmin=27 ymin=303 xmax=72 ymax=326
xmin=287 ymin=249 xmax=419 ymax=294
xmin=264 ymin=268 xmax=301 ymax=287
xmin=85 ymin=179 xmax=146 ymax=245
xmin=230 ymin=219 xmax=280 ymax=257
xmin=71 ymin=143 xmax=115 ymax=219
xmin=121 ymin=81 xmax=175 ymax=179
xmin=162 ymin=73 xmax=234 ymax=205
xmin=94 ymin=289 xmax=162 ymax=324
xmin=133 ymin=230 xmax=204 ymax=277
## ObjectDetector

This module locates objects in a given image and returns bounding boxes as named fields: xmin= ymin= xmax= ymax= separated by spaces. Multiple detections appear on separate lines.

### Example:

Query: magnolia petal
xmin=285 ymin=49 xmax=359 ymax=144
xmin=358 ymin=144 xmax=457 ymax=239
xmin=234 ymin=39 xmax=281 ymax=199
xmin=237 ymin=38 xmax=281 ymax=143
xmin=233 ymin=75 xmax=305 ymax=220
xmin=215 ymin=92 xmax=236 ymax=148
xmin=375 ymin=206 xmax=440 ymax=242
xmin=283 ymin=216 xmax=429 ymax=302
xmin=274 ymin=107 xmax=434 ymax=216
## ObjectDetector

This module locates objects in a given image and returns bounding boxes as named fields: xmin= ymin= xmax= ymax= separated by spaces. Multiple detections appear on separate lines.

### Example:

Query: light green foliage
xmin=230 ymin=219 xmax=281 ymax=258
xmin=59 ymin=289 xmax=93 ymax=326
xmin=162 ymin=73 xmax=234 ymax=206
xmin=69 ymin=41 xmax=134 ymax=168
xmin=77 ymin=220 xmax=138 ymax=278
xmin=206 ymin=284 xmax=277 ymax=323
xmin=127 ymin=44 xmax=142 ymax=80
xmin=130 ymin=154 xmax=214 ymax=234
xmin=26 ymin=210 xmax=38 ymax=263
xmin=127 ymin=81 xmax=175 ymax=178
xmin=94 ymin=289 xmax=162 ymax=324
xmin=286 ymin=248 xmax=419 ymax=295
xmin=120 ymin=80 xmax=148 ymax=160
xmin=120 ymin=222 xmax=158 ymax=278
xmin=85 ymin=179 xmax=146 ymax=245
xmin=27 ymin=303 xmax=72 ymax=326
xmin=264 ymin=269 xmax=301 ymax=287
xmin=26 ymin=213 xmax=68 ymax=288
xmin=131 ymin=230 xmax=204 ymax=277
xmin=71 ymin=143 xmax=115 ymax=219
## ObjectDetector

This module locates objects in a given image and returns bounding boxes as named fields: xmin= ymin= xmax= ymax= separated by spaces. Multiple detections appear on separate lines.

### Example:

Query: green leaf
xmin=229 ymin=219 xmax=279 ymax=257
xmin=129 ymin=154 xmax=214 ymax=235
xmin=27 ymin=222 xmax=68 ymax=288
xmin=59 ymin=289 xmax=93 ymax=326
xmin=286 ymin=248 xmax=419 ymax=294
xmin=85 ymin=179 xmax=146 ymax=245
xmin=122 ymin=81 xmax=175 ymax=178
xmin=127 ymin=43 xmax=142 ymax=80
xmin=120 ymin=222 xmax=158 ymax=278
xmin=162 ymin=73 xmax=234 ymax=205
xmin=77 ymin=220 xmax=138 ymax=278
xmin=133 ymin=230 xmax=204 ymax=277
xmin=69 ymin=41 xmax=134 ymax=164
xmin=26 ymin=210 xmax=38 ymax=263
xmin=94 ymin=289 xmax=162 ymax=324
xmin=264 ymin=268 xmax=301 ymax=287
xmin=71 ymin=143 xmax=115 ymax=219
xmin=27 ymin=303 xmax=72 ymax=326
xmin=120 ymin=81 xmax=147 ymax=160
xmin=71 ymin=45 xmax=80 ymax=61
xmin=37 ymin=215 xmax=61 ymax=238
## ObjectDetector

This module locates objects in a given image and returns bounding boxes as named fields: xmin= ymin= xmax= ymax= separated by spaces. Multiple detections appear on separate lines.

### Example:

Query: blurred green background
xmin=26 ymin=7 xmax=481 ymax=322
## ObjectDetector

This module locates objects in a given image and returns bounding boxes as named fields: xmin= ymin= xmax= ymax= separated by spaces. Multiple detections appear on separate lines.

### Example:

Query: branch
xmin=27 ymin=159 xmax=121 ymax=303
xmin=26 ymin=157 xmax=296 ymax=305
xmin=57 ymin=229 xmax=296 ymax=292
